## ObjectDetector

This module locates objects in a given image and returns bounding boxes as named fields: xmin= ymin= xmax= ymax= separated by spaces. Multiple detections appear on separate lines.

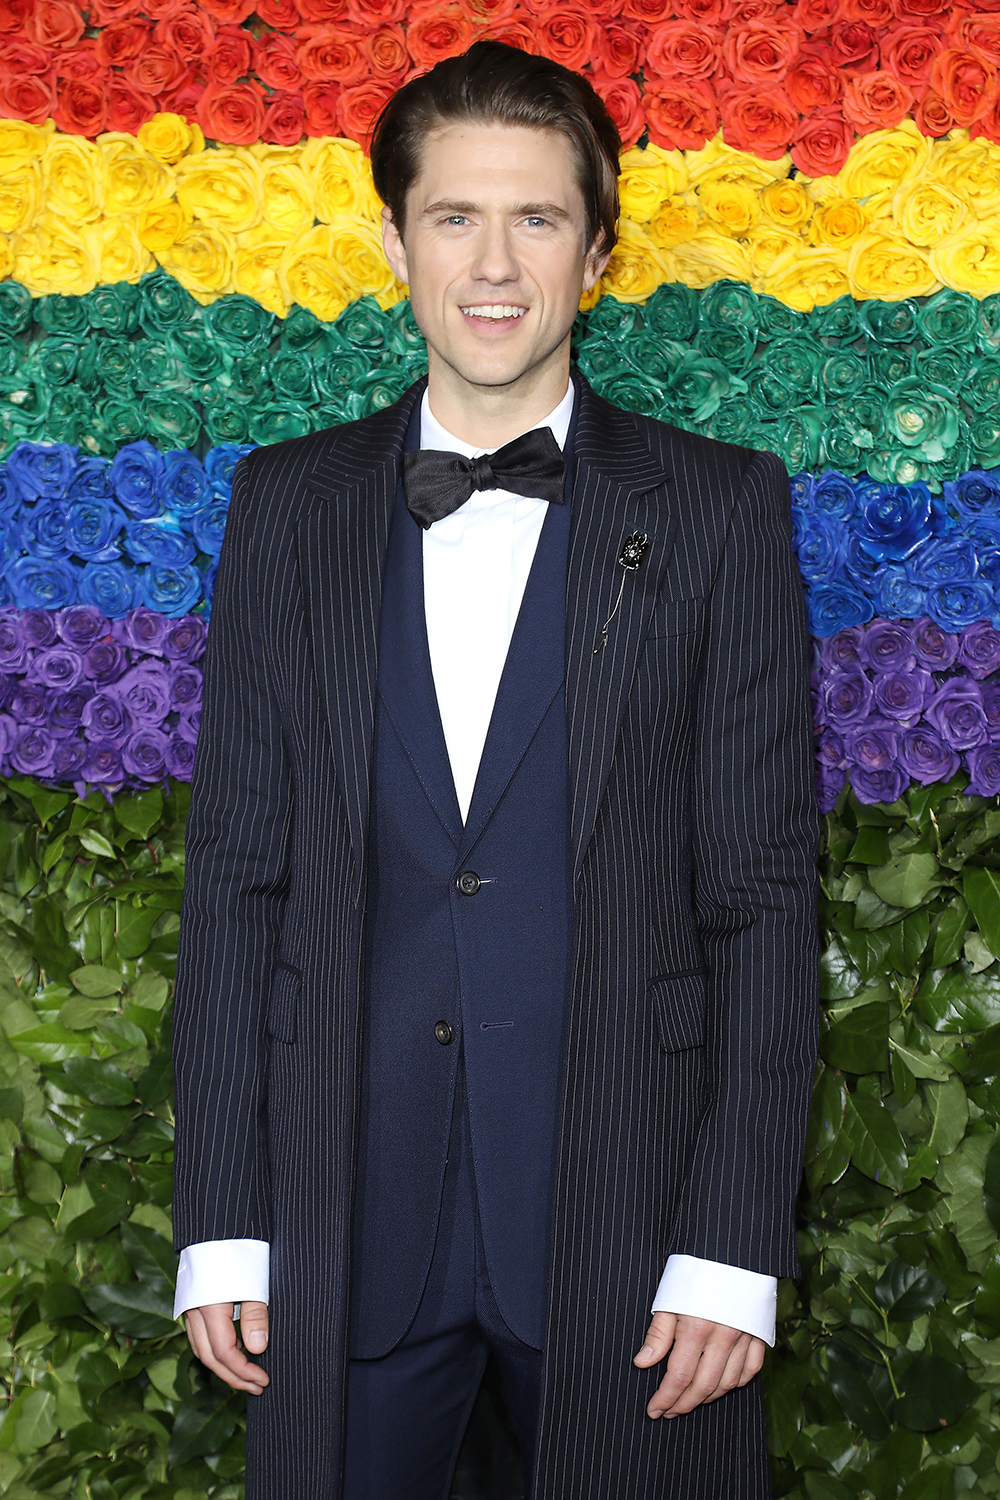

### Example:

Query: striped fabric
xmin=171 ymin=367 xmax=821 ymax=1497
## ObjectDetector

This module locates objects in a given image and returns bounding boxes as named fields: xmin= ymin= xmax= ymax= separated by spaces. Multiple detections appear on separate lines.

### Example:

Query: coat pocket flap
xmin=648 ymin=970 xmax=707 ymax=1052
xmin=267 ymin=962 xmax=301 ymax=1043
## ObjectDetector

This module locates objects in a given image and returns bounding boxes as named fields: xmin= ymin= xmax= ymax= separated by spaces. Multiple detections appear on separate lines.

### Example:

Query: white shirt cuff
xmin=651 ymin=1254 xmax=777 ymax=1346
xmin=173 ymin=1238 xmax=270 ymax=1321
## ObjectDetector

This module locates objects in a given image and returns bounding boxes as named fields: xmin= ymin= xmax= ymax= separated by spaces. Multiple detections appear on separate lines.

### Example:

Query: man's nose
xmin=470 ymin=222 xmax=520 ymax=286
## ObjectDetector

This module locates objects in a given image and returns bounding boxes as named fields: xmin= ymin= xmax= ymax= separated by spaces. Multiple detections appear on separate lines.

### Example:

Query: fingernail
xmin=246 ymin=1331 xmax=267 ymax=1352
xmin=636 ymin=1345 xmax=653 ymax=1361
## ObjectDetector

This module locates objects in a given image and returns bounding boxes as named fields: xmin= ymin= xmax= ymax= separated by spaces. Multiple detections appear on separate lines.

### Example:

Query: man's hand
xmin=633 ymin=1311 xmax=765 ymax=1418
xmin=184 ymin=1301 xmax=270 ymax=1396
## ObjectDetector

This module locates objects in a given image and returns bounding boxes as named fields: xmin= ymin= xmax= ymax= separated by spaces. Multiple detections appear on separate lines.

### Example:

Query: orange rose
xmin=914 ymin=88 xmax=953 ymax=135
xmin=970 ymin=93 xmax=1000 ymax=145
xmin=785 ymin=44 xmax=842 ymax=109
xmin=262 ymin=93 xmax=306 ymax=147
xmin=644 ymin=21 xmax=720 ymax=81
xmin=879 ymin=24 xmax=944 ymax=90
xmin=952 ymin=15 xmax=1000 ymax=71
xmin=792 ymin=0 xmax=841 ymax=28
xmin=142 ymin=0 xmax=197 ymax=15
xmin=154 ymin=10 xmax=216 ymax=63
xmin=298 ymin=0 xmax=349 ymax=18
xmin=55 ymin=39 xmax=105 ymax=78
xmin=620 ymin=0 xmax=674 ymax=22
xmin=338 ymin=79 xmax=396 ymax=149
xmin=894 ymin=0 xmax=950 ymax=17
xmin=719 ymin=86 xmax=798 ymax=158
xmin=84 ymin=0 xmax=141 ymax=21
xmin=406 ymin=10 xmax=475 ymax=69
xmin=52 ymin=75 xmax=106 ymax=134
xmin=594 ymin=21 xmax=643 ymax=78
xmin=0 ymin=73 xmax=54 ymax=126
xmin=192 ymin=0 xmax=255 ymax=20
xmin=26 ymin=0 xmax=85 ymax=48
xmin=588 ymin=71 xmax=644 ymax=148
xmin=674 ymin=0 xmax=732 ymax=21
xmin=95 ymin=17 xmax=150 ymax=65
xmin=107 ymin=74 xmax=156 ymax=133
xmin=732 ymin=0 xmax=784 ymax=22
xmin=362 ymin=24 xmax=408 ymax=78
xmin=842 ymin=0 xmax=891 ymax=24
xmin=197 ymin=80 xmax=267 ymax=146
xmin=930 ymin=48 xmax=999 ymax=127
xmin=161 ymin=75 xmax=203 ymax=118
xmin=723 ymin=21 xmax=801 ymax=83
xmin=209 ymin=23 xmax=255 ymax=86
xmin=790 ymin=107 xmax=853 ymax=174
xmin=257 ymin=0 xmax=301 ymax=22
xmin=297 ymin=26 xmax=367 ymax=84
xmin=126 ymin=46 xmax=189 ymax=96
xmin=828 ymin=19 xmax=877 ymax=70
xmin=486 ymin=21 xmax=539 ymax=53
xmin=302 ymin=80 xmax=341 ymax=135
xmin=0 ymin=0 xmax=32 ymax=30
xmin=0 ymin=36 xmax=48 ymax=73
xmin=347 ymin=0 xmax=405 ymax=21
xmin=257 ymin=33 xmax=303 ymax=92
xmin=644 ymin=78 xmax=719 ymax=151
xmin=531 ymin=10 xmax=598 ymax=71
xmin=842 ymin=70 xmax=915 ymax=132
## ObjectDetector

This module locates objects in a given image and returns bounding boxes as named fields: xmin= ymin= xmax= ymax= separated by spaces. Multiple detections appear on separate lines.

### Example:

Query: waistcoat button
xmin=434 ymin=1019 xmax=455 ymax=1046
xmin=456 ymin=870 xmax=481 ymax=896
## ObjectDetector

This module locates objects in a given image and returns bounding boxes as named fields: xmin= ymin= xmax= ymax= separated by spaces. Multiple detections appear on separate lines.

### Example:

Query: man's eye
xmin=525 ymin=217 xmax=548 ymax=227
xmin=445 ymin=215 xmax=468 ymax=225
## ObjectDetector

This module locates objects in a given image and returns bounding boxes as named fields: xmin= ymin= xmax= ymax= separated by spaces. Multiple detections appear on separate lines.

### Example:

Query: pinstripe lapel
xmin=296 ymin=377 xmax=428 ymax=876
xmin=566 ymin=373 xmax=679 ymax=879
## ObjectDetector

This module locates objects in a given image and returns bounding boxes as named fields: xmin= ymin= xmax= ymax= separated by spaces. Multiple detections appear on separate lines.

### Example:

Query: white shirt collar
xmin=419 ymin=377 xmax=575 ymax=456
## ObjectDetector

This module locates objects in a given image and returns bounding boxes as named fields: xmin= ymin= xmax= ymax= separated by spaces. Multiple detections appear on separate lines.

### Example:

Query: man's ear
xmin=381 ymin=205 xmax=409 ymax=285
xmin=582 ymin=238 xmax=612 ymax=293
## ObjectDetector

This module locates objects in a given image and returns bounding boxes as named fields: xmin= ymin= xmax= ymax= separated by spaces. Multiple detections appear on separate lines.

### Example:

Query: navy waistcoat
xmin=349 ymin=386 xmax=578 ymax=1358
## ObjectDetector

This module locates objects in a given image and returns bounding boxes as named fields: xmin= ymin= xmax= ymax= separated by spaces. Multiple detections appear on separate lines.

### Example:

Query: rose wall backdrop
xmin=2 ymin=0 xmax=1000 ymax=1496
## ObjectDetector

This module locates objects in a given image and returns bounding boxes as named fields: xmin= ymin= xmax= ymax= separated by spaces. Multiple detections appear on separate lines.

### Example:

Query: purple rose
xmin=898 ymin=726 xmax=960 ymax=785
xmin=82 ymin=741 xmax=124 ymax=786
xmin=81 ymin=690 xmax=133 ymax=746
xmin=0 ymin=614 xmax=27 ymax=671
xmin=958 ymin=621 xmax=1000 ymax=680
xmin=817 ymin=726 xmax=846 ymax=771
xmin=849 ymin=762 xmax=910 ymax=806
xmin=162 ymin=616 xmax=207 ymax=663
xmin=11 ymin=684 xmax=48 ymax=726
xmin=112 ymin=607 xmax=167 ymax=656
xmin=857 ymin=620 xmax=915 ymax=674
xmin=169 ymin=665 xmax=202 ymax=712
xmin=966 ymin=744 xmax=1000 ymax=797
xmin=28 ymin=645 xmax=84 ymax=691
xmin=913 ymin=616 xmax=959 ymax=672
xmin=56 ymin=605 xmax=110 ymax=650
xmin=872 ymin=667 xmax=932 ymax=724
xmin=823 ymin=666 xmax=874 ymax=729
xmin=18 ymin=610 xmax=58 ymax=649
xmin=122 ymin=727 xmax=169 ymax=780
xmin=83 ymin=639 xmax=127 ymax=684
xmin=816 ymin=760 xmax=846 ymax=814
xmin=165 ymin=732 xmax=196 ymax=779
xmin=0 ymin=713 xmax=15 ymax=757
xmin=10 ymin=725 xmax=55 ymax=776
xmin=176 ymin=705 xmax=200 ymax=745
xmin=844 ymin=721 xmax=899 ymax=773
xmin=116 ymin=663 xmax=172 ymax=727
xmin=53 ymin=738 xmax=87 ymax=779
xmin=0 ymin=674 xmax=13 ymax=711
xmin=924 ymin=677 xmax=988 ymax=751
xmin=821 ymin=627 xmax=864 ymax=671
xmin=983 ymin=680 xmax=1000 ymax=741
xmin=50 ymin=687 xmax=93 ymax=734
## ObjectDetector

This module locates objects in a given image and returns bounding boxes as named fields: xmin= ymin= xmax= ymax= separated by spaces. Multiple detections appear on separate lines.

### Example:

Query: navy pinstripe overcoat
xmin=171 ymin=367 xmax=821 ymax=1499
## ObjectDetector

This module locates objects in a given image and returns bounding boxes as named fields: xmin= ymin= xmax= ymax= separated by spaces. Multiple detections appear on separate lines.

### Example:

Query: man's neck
xmin=425 ymin=353 xmax=573 ymax=449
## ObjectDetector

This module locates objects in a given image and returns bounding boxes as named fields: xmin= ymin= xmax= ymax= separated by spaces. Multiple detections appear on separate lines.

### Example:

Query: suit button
xmin=456 ymin=870 xmax=481 ymax=896
xmin=434 ymin=1019 xmax=455 ymax=1046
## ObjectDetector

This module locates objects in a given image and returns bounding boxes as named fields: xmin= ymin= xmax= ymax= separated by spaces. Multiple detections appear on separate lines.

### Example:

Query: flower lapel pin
xmin=593 ymin=531 xmax=651 ymax=655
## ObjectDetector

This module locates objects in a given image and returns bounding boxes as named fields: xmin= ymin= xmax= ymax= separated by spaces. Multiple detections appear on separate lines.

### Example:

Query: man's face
xmin=381 ymin=121 xmax=609 ymax=395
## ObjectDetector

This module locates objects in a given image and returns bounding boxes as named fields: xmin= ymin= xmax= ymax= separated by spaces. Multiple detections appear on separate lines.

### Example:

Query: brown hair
xmin=369 ymin=40 xmax=622 ymax=263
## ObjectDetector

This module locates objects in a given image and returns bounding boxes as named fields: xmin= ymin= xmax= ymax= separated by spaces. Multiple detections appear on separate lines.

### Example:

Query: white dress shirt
xmin=173 ymin=378 xmax=777 ymax=1347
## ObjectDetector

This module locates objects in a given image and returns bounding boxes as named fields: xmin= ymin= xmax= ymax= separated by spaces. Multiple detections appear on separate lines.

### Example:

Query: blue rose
xmin=22 ymin=499 xmax=71 ymax=560
xmin=6 ymin=442 xmax=78 ymax=500
xmin=78 ymin=561 xmax=138 ymax=617
xmin=925 ymin=580 xmax=994 ymax=633
xmin=203 ymin=561 xmax=217 ymax=609
xmin=872 ymin=566 xmax=928 ymax=619
xmin=842 ymin=535 xmax=882 ymax=589
xmin=110 ymin=441 xmax=165 ymax=520
xmin=159 ymin=450 xmax=209 ymax=518
xmin=124 ymin=517 xmax=196 ymax=567
xmin=67 ymin=457 xmax=113 ymax=503
xmin=790 ymin=473 xmax=813 ymax=506
xmin=944 ymin=469 xmax=1000 ymax=521
xmin=66 ymin=498 xmax=127 ymax=562
xmin=807 ymin=581 xmax=875 ymax=636
xmin=793 ymin=513 xmax=846 ymax=584
xmin=205 ymin=443 xmax=255 ymax=498
xmin=856 ymin=479 xmax=941 ymax=562
xmin=7 ymin=555 xmax=77 ymax=609
xmin=905 ymin=537 xmax=978 ymax=587
xmin=138 ymin=563 xmax=204 ymax=616
xmin=190 ymin=498 xmax=229 ymax=558
xmin=810 ymin=471 xmax=858 ymax=522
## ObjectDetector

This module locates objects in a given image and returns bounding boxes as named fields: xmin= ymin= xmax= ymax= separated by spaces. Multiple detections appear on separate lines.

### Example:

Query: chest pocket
xmin=645 ymin=593 xmax=704 ymax=640
xmin=267 ymin=962 xmax=300 ymax=1043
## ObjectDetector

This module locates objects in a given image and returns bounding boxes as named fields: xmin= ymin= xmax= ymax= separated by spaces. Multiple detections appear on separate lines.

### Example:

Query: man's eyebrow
xmin=420 ymin=199 xmax=574 ymax=222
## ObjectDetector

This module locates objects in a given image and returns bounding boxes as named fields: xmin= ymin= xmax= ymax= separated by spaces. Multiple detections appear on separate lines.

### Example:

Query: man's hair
xmin=369 ymin=40 xmax=622 ymax=263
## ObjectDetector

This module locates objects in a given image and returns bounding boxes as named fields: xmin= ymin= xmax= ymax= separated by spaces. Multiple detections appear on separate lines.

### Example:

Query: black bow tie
xmin=402 ymin=425 xmax=566 ymax=530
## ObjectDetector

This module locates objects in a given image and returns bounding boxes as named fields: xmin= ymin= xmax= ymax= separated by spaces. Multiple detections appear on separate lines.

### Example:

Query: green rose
xmin=707 ymin=397 xmax=758 ymax=445
xmin=0 ymin=281 xmax=32 ymax=337
xmin=282 ymin=306 xmax=328 ymax=353
xmin=757 ymin=337 xmax=823 ymax=400
xmin=577 ymin=339 xmax=632 ymax=384
xmin=336 ymin=296 xmax=391 ymax=353
xmin=664 ymin=351 xmax=746 ymax=425
xmin=965 ymin=357 xmax=1000 ymax=415
xmin=228 ymin=354 xmax=272 ymax=403
xmin=772 ymin=410 xmax=823 ymax=473
xmin=134 ymin=342 xmax=188 ymax=393
xmin=866 ymin=445 xmax=931 ymax=488
xmin=86 ymin=282 xmax=140 ymax=336
xmin=0 ymin=331 xmax=26 ymax=383
xmin=144 ymin=392 xmax=201 ymax=449
xmin=385 ymin=300 xmax=427 ymax=361
xmin=756 ymin=296 xmax=798 ymax=340
xmin=884 ymin=378 xmax=960 ymax=460
xmin=642 ymin=283 xmax=697 ymax=342
xmin=359 ymin=372 xmax=410 ymax=416
xmin=76 ymin=337 xmax=137 ymax=397
xmin=913 ymin=347 xmax=970 ymax=393
xmin=918 ymin=288 xmax=977 ymax=348
xmin=821 ymin=421 xmax=873 ymax=473
xmin=969 ymin=412 xmax=1000 ymax=469
xmin=313 ymin=342 xmax=373 ymax=400
xmin=270 ymin=350 xmax=316 ymax=405
xmin=699 ymin=279 xmax=758 ymax=332
xmin=46 ymin=388 xmax=84 ymax=446
xmin=138 ymin=271 xmax=202 ymax=338
xmin=833 ymin=394 xmax=884 ymax=444
xmin=698 ymin=324 xmax=757 ymax=373
xmin=249 ymin=403 xmax=315 ymax=447
xmin=35 ymin=293 xmax=90 ymax=340
xmin=808 ymin=296 xmax=863 ymax=343
xmin=169 ymin=328 xmax=230 ymax=384
xmin=26 ymin=338 xmax=79 ymax=388
xmin=204 ymin=294 xmax=275 ymax=356
xmin=594 ymin=368 xmax=664 ymax=417
xmin=0 ymin=399 xmax=48 ymax=449
xmin=871 ymin=346 xmax=914 ymax=390
xmin=977 ymin=293 xmax=1000 ymax=354
xmin=820 ymin=349 xmax=870 ymax=401
xmin=583 ymin=295 xmax=644 ymax=343
xmin=205 ymin=402 xmax=250 ymax=446
xmin=92 ymin=396 xmax=147 ymax=453
xmin=858 ymin=299 xmax=920 ymax=344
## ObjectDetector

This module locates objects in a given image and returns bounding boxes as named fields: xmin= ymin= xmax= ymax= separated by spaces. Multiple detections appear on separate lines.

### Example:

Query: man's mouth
xmin=459 ymin=304 xmax=528 ymax=321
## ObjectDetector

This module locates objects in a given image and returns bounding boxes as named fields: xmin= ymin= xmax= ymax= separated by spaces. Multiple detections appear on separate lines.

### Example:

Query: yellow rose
xmin=669 ymin=225 xmax=752 ymax=290
xmin=618 ymin=142 xmax=688 ymax=223
xmin=930 ymin=223 xmax=1000 ymax=298
xmin=156 ymin=222 xmax=236 ymax=303
xmin=0 ymin=232 xmax=13 ymax=282
xmin=137 ymin=112 xmax=205 ymax=166
xmin=809 ymin=198 xmax=869 ymax=250
xmin=96 ymin=217 xmax=154 ymax=285
xmin=42 ymin=135 xmax=103 ymax=226
xmin=234 ymin=223 xmax=290 ymax=318
xmin=579 ymin=282 xmax=602 ymax=313
xmin=932 ymin=132 xmax=1000 ymax=217
xmin=847 ymin=229 xmax=939 ymax=300
xmin=251 ymin=146 xmax=316 ymax=238
xmin=99 ymin=134 xmax=176 ymax=218
xmin=174 ymin=148 xmax=264 ymax=235
xmin=0 ymin=161 xmax=42 ymax=236
xmin=761 ymin=246 xmax=850 ymax=311
xmin=746 ymin=225 xmax=802 ymax=280
xmin=760 ymin=178 xmax=813 ymax=232
xmin=278 ymin=224 xmax=351 ymax=324
xmin=302 ymin=137 xmax=382 ymax=225
xmin=328 ymin=214 xmax=402 ymax=309
xmin=0 ymin=119 xmax=53 ymax=178
xmin=137 ymin=198 xmax=192 ymax=253
xmin=837 ymin=120 xmax=931 ymax=202
xmin=685 ymin=132 xmax=787 ymax=191
xmin=12 ymin=214 xmax=99 ymax=297
xmin=698 ymin=178 xmax=760 ymax=235
xmin=599 ymin=219 xmax=672 ymax=301
xmin=892 ymin=179 xmax=969 ymax=248
xmin=648 ymin=195 xmax=699 ymax=250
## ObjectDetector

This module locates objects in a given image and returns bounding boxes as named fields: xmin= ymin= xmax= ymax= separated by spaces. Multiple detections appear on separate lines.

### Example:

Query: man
xmin=170 ymin=38 xmax=820 ymax=1500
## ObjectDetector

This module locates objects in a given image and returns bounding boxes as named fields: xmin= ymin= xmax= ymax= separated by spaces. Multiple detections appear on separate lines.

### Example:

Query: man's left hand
xmin=633 ymin=1311 xmax=765 ymax=1418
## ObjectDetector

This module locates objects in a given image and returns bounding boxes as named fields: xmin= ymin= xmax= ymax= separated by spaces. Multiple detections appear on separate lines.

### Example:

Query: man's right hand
xmin=183 ymin=1301 xmax=270 ymax=1395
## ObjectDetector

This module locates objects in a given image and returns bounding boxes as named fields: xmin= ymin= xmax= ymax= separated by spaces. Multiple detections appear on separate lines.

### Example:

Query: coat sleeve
xmin=171 ymin=451 xmax=294 ymax=1252
xmin=668 ymin=446 xmax=821 ymax=1280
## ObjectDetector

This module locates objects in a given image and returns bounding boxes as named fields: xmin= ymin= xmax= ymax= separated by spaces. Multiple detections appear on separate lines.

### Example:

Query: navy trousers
xmin=343 ymin=1060 xmax=544 ymax=1500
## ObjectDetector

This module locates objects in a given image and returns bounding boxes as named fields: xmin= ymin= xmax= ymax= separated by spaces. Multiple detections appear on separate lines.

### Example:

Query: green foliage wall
xmin=1 ymin=770 xmax=999 ymax=1498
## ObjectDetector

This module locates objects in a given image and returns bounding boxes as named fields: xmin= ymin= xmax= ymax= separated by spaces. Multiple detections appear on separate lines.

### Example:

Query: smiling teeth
xmin=462 ymin=305 xmax=526 ymax=319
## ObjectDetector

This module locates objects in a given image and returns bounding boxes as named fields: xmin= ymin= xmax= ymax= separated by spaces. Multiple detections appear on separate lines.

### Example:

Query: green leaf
xmin=78 ymin=828 xmax=116 ymax=860
xmin=925 ymin=1075 xmax=969 ymax=1157
xmin=935 ymin=1132 xmax=997 ymax=1269
xmin=963 ymin=865 xmax=1000 ymax=955
xmin=823 ymin=1338 xmax=894 ymax=1441
xmin=8 ymin=1024 xmax=91 ymax=1063
xmin=58 ymin=993 xmax=120 ymax=1031
xmin=844 ymin=1091 xmax=908 ymax=1191
xmin=130 ymin=972 xmax=170 ymax=1010
xmin=854 ymin=886 xmax=907 ymax=930
xmin=121 ymin=1220 xmax=177 ymax=1284
xmin=889 ymin=1037 xmax=951 ymax=1082
xmin=848 ymin=825 xmax=892 ymax=864
xmin=931 ymin=897 xmax=971 ymax=967
xmin=115 ymin=788 xmax=164 ymax=841
xmin=913 ymin=961 xmax=1000 ymax=1033
xmin=26 ymin=787 xmax=70 ymax=828
xmin=61 ymin=1058 xmax=136 ymax=1107
xmin=873 ymin=1260 xmax=946 ymax=1320
xmin=820 ymin=936 xmax=862 ymax=1000
xmin=168 ymin=1397 xmax=240 ymax=1469
xmin=886 ymin=909 xmax=931 ymax=976
xmin=984 ymin=1136 xmax=1000 ymax=1233
xmin=894 ymin=1355 xmax=977 ymax=1430
xmin=81 ymin=1279 xmax=176 ymax=1339
xmin=962 ymin=1023 xmax=1000 ymax=1085
xmin=69 ymin=964 xmax=124 ymax=998
xmin=5 ymin=1388 xmax=57 ymax=1453
xmin=114 ymin=901 xmax=159 ymax=960
xmin=868 ymin=851 xmax=941 ymax=909
xmin=820 ymin=1002 xmax=888 ymax=1074
xmin=974 ymin=1247 xmax=1000 ymax=1335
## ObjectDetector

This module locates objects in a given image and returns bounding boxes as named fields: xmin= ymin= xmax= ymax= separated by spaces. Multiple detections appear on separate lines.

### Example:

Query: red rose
xmin=256 ymin=0 xmax=301 ymax=23
xmin=197 ymin=79 xmax=267 ymax=144
xmin=674 ymin=0 xmax=732 ymax=21
xmin=53 ymin=75 xmax=107 ymax=133
xmin=644 ymin=77 xmax=720 ymax=149
xmin=159 ymin=74 xmax=205 ymax=116
xmin=297 ymin=26 xmax=367 ymax=84
xmin=620 ymin=0 xmax=672 ymax=21
xmin=297 ymin=0 xmax=350 ymax=20
xmin=0 ymin=0 xmax=32 ymax=33
xmin=719 ymin=85 xmax=798 ymax=157
xmin=914 ymin=88 xmax=953 ymax=134
xmin=879 ymin=24 xmax=944 ymax=89
xmin=0 ymin=72 xmax=55 ymax=123
xmin=732 ymin=0 xmax=784 ymax=19
xmin=107 ymin=74 xmax=156 ymax=132
xmin=790 ymin=106 xmax=853 ymax=173
xmin=484 ymin=21 xmax=539 ymax=52
xmin=347 ymin=0 xmax=405 ymax=22
xmin=57 ymin=40 xmax=107 ymax=79
xmin=262 ymin=91 xmax=306 ymax=145
xmin=258 ymin=32 xmax=303 ymax=90
xmin=0 ymin=36 xmax=49 ymax=72
xmin=842 ymin=69 xmax=915 ymax=130
xmin=786 ymin=44 xmax=842 ymax=109
xmin=407 ymin=10 xmax=475 ymax=68
xmin=210 ymin=23 xmax=255 ymax=85
xmin=792 ymin=0 xmax=842 ymax=29
xmin=588 ymin=70 xmax=644 ymax=147
xmin=462 ymin=0 xmax=519 ymax=25
xmin=970 ymin=92 xmax=1000 ymax=143
xmin=194 ymin=0 xmax=256 ymax=21
xmin=828 ymin=19 xmax=878 ymax=69
xmin=645 ymin=21 xmax=720 ymax=81
xmin=952 ymin=15 xmax=1000 ymax=70
xmin=141 ymin=0 xmax=195 ymax=15
xmin=931 ymin=47 xmax=999 ymax=126
xmin=302 ymin=80 xmax=341 ymax=135
xmin=842 ymin=0 xmax=892 ymax=24
xmin=723 ymin=21 xmax=801 ymax=82
xmin=127 ymin=47 xmax=189 ymax=95
xmin=87 ymin=0 xmax=143 ymax=20
xmin=154 ymin=9 xmax=217 ymax=64
xmin=95 ymin=18 xmax=151 ymax=66
xmin=338 ymin=78 xmax=396 ymax=147
xmin=26 ymin=1 xmax=85 ymax=48
xmin=894 ymin=0 xmax=950 ymax=17
xmin=361 ymin=23 xmax=408 ymax=77
xmin=530 ymin=10 xmax=598 ymax=70
xmin=593 ymin=21 xmax=644 ymax=78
